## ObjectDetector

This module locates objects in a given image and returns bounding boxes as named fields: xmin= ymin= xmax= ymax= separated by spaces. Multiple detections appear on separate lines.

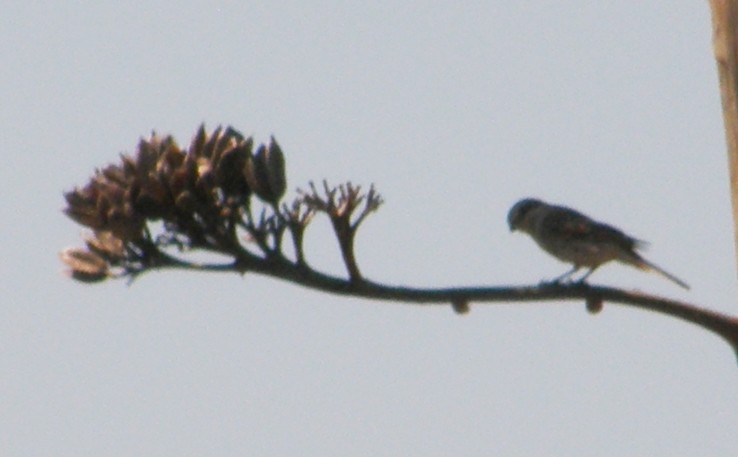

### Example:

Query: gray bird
xmin=507 ymin=198 xmax=689 ymax=289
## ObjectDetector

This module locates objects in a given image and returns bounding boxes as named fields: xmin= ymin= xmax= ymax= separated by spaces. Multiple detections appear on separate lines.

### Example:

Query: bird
xmin=507 ymin=198 xmax=689 ymax=289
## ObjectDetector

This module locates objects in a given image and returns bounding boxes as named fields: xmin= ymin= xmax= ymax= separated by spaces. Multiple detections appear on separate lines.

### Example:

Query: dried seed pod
xmin=64 ymin=186 xmax=103 ymax=229
xmin=215 ymin=141 xmax=251 ymax=198
xmin=244 ymin=139 xmax=287 ymax=204
xmin=195 ymin=157 xmax=215 ymax=191
xmin=264 ymin=137 xmax=286 ymax=202
xmin=156 ymin=141 xmax=186 ymax=176
xmin=101 ymin=163 xmax=128 ymax=186
xmin=244 ymin=144 xmax=273 ymax=202
xmin=60 ymin=248 xmax=110 ymax=282
xmin=85 ymin=231 xmax=126 ymax=261
xmin=128 ymin=177 xmax=169 ymax=219
xmin=212 ymin=132 xmax=231 ymax=161
xmin=168 ymin=157 xmax=197 ymax=198
xmin=136 ymin=137 xmax=161 ymax=174
xmin=189 ymin=124 xmax=208 ymax=159
xmin=200 ymin=126 xmax=222 ymax=159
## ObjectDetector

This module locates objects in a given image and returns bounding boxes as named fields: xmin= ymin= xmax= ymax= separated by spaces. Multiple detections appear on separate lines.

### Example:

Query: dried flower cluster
xmin=61 ymin=124 xmax=382 ymax=283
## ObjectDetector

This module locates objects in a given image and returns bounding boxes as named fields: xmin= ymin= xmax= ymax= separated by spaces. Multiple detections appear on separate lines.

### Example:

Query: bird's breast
xmin=534 ymin=236 xmax=620 ymax=267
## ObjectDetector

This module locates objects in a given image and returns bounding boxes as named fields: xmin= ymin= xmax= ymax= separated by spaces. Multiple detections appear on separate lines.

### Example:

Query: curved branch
xmin=149 ymin=253 xmax=738 ymax=357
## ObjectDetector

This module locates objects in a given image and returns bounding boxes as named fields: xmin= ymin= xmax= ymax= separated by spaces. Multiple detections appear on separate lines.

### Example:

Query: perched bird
xmin=507 ymin=198 xmax=689 ymax=289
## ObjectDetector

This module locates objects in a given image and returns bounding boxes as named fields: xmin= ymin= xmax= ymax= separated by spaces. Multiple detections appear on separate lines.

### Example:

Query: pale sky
xmin=3 ymin=2 xmax=738 ymax=456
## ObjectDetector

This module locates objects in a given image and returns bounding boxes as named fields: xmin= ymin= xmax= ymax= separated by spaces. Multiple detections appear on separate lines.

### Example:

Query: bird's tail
xmin=634 ymin=256 xmax=690 ymax=290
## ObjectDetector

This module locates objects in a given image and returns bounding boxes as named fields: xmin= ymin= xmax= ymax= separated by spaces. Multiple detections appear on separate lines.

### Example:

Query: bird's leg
xmin=576 ymin=266 xmax=599 ymax=284
xmin=550 ymin=265 xmax=580 ymax=285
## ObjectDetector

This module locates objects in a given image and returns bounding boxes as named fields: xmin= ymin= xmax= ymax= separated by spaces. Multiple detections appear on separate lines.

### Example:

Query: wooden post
xmin=709 ymin=0 xmax=738 ymax=277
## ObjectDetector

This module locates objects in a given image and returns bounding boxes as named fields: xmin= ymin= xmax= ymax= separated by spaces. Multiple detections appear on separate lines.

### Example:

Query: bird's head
xmin=507 ymin=198 xmax=544 ymax=232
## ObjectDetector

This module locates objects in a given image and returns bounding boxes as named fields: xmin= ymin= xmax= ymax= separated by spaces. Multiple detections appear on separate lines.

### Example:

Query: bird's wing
xmin=542 ymin=205 xmax=640 ymax=251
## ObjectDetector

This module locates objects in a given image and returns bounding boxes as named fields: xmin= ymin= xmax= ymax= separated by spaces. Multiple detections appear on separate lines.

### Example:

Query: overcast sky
xmin=3 ymin=2 xmax=738 ymax=456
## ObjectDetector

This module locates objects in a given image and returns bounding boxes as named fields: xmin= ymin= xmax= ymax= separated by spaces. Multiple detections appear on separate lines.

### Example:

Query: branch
xmin=126 ymin=252 xmax=738 ymax=357
xmin=59 ymin=124 xmax=738 ymax=364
